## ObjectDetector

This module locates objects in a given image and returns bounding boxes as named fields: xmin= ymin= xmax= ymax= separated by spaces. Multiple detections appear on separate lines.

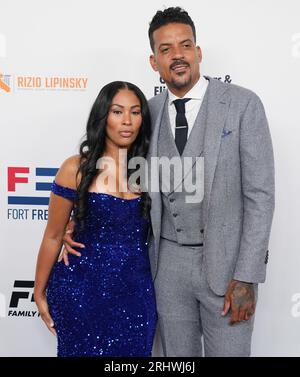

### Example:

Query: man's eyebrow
xmin=180 ymin=39 xmax=193 ymax=44
xmin=158 ymin=39 xmax=193 ymax=49
xmin=158 ymin=43 xmax=172 ymax=49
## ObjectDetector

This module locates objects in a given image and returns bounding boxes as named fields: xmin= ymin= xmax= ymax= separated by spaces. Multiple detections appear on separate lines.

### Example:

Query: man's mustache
xmin=170 ymin=60 xmax=190 ymax=70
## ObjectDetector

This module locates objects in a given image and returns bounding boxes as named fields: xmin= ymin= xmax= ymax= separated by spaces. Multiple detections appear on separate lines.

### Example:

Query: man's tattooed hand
xmin=222 ymin=280 xmax=256 ymax=325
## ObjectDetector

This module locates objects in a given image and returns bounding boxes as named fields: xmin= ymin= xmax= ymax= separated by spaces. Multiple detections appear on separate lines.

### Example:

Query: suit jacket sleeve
xmin=233 ymin=94 xmax=275 ymax=283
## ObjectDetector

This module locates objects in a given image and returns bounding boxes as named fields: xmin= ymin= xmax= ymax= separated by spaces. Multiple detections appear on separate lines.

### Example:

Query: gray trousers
xmin=154 ymin=238 xmax=257 ymax=357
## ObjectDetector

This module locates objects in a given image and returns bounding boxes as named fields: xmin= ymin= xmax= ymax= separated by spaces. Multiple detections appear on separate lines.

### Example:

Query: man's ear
xmin=150 ymin=54 xmax=158 ymax=71
xmin=197 ymin=46 xmax=202 ymax=63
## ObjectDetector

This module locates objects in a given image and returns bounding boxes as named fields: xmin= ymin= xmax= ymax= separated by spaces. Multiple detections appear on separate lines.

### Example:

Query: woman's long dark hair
xmin=74 ymin=81 xmax=151 ymax=228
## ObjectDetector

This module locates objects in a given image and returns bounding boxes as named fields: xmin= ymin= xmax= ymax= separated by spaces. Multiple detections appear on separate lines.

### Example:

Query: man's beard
xmin=168 ymin=73 xmax=192 ymax=90
xmin=167 ymin=59 xmax=192 ymax=90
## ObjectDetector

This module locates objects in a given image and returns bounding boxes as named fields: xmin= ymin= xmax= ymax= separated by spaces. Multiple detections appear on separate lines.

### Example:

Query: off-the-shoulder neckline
xmin=53 ymin=181 xmax=141 ymax=202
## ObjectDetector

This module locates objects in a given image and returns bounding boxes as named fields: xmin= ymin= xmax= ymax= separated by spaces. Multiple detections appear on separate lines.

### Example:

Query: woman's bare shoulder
xmin=54 ymin=155 xmax=81 ymax=190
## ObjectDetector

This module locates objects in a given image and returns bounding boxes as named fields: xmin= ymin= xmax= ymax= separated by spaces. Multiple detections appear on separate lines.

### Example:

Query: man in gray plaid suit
xmin=145 ymin=7 xmax=274 ymax=357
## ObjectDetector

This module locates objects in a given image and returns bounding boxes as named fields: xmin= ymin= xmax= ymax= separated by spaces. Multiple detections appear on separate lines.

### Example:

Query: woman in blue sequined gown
xmin=34 ymin=82 xmax=157 ymax=357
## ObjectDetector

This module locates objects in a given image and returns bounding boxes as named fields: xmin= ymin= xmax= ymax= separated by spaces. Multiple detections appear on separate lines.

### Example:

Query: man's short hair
xmin=148 ymin=7 xmax=196 ymax=52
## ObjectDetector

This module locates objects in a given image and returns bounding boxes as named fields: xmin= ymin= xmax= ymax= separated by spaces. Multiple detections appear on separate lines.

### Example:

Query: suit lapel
xmin=147 ymin=90 xmax=168 ymax=166
xmin=147 ymin=90 xmax=168 ymax=242
xmin=203 ymin=77 xmax=231 ymax=225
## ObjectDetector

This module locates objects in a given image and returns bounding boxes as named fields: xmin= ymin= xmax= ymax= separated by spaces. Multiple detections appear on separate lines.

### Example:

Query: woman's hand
xmin=34 ymin=291 xmax=56 ymax=336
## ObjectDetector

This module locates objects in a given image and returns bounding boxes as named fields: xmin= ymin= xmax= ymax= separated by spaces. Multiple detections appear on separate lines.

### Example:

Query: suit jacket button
xmin=173 ymin=213 xmax=178 ymax=217
xmin=264 ymin=250 xmax=269 ymax=264
xmin=200 ymin=229 xmax=204 ymax=234
xmin=176 ymin=228 xmax=182 ymax=232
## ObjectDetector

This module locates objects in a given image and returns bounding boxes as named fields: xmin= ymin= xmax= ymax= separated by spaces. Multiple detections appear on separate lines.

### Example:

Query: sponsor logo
xmin=153 ymin=75 xmax=232 ymax=96
xmin=0 ymin=71 xmax=11 ymax=92
xmin=7 ymin=166 xmax=58 ymax=221
xmin=0 ymin=68 xmax=88 ymax=93
xmin=154 ymin=77 xmax=167 ymax=96
xmin=8 ymin=280 xmax=40 ymax=318
xmin=213 ymin=75 xmax=232 ymax=83
xmin=16 ymin=76 xmax=88 ymax=91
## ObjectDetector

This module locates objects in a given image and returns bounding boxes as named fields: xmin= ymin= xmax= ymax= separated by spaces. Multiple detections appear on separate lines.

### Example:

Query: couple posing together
xmin=34 ymin=7 xmax=275 ymax=357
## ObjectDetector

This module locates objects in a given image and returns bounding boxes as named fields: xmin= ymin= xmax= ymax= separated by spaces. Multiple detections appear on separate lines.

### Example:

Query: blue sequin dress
xmin=47 ymin=182 xmax=157 ymax=357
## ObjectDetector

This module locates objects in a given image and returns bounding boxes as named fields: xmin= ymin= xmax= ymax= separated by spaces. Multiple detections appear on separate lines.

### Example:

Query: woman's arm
xmin=34 ymin=155 xmax=80 ymax=335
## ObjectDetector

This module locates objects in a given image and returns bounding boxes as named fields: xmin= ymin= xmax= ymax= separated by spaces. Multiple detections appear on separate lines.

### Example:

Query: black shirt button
xmin=169 ymin=198 xmax=175 ymax=203
xmin=176 ymin=228 xmax=182 ymax=232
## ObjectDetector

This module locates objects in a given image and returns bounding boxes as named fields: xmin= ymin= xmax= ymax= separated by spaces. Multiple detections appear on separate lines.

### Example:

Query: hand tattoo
xmin=224 ymin=280 xmax=256 ymax=324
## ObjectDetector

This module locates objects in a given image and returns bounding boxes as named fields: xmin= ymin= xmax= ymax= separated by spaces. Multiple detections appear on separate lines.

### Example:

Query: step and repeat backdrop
xmin=0 ymin=0 xmax=300 ymax=356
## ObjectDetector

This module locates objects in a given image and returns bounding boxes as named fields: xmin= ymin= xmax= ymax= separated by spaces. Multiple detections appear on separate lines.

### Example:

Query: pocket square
xmin=221 ymin=129 xmax=232 ymax=138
